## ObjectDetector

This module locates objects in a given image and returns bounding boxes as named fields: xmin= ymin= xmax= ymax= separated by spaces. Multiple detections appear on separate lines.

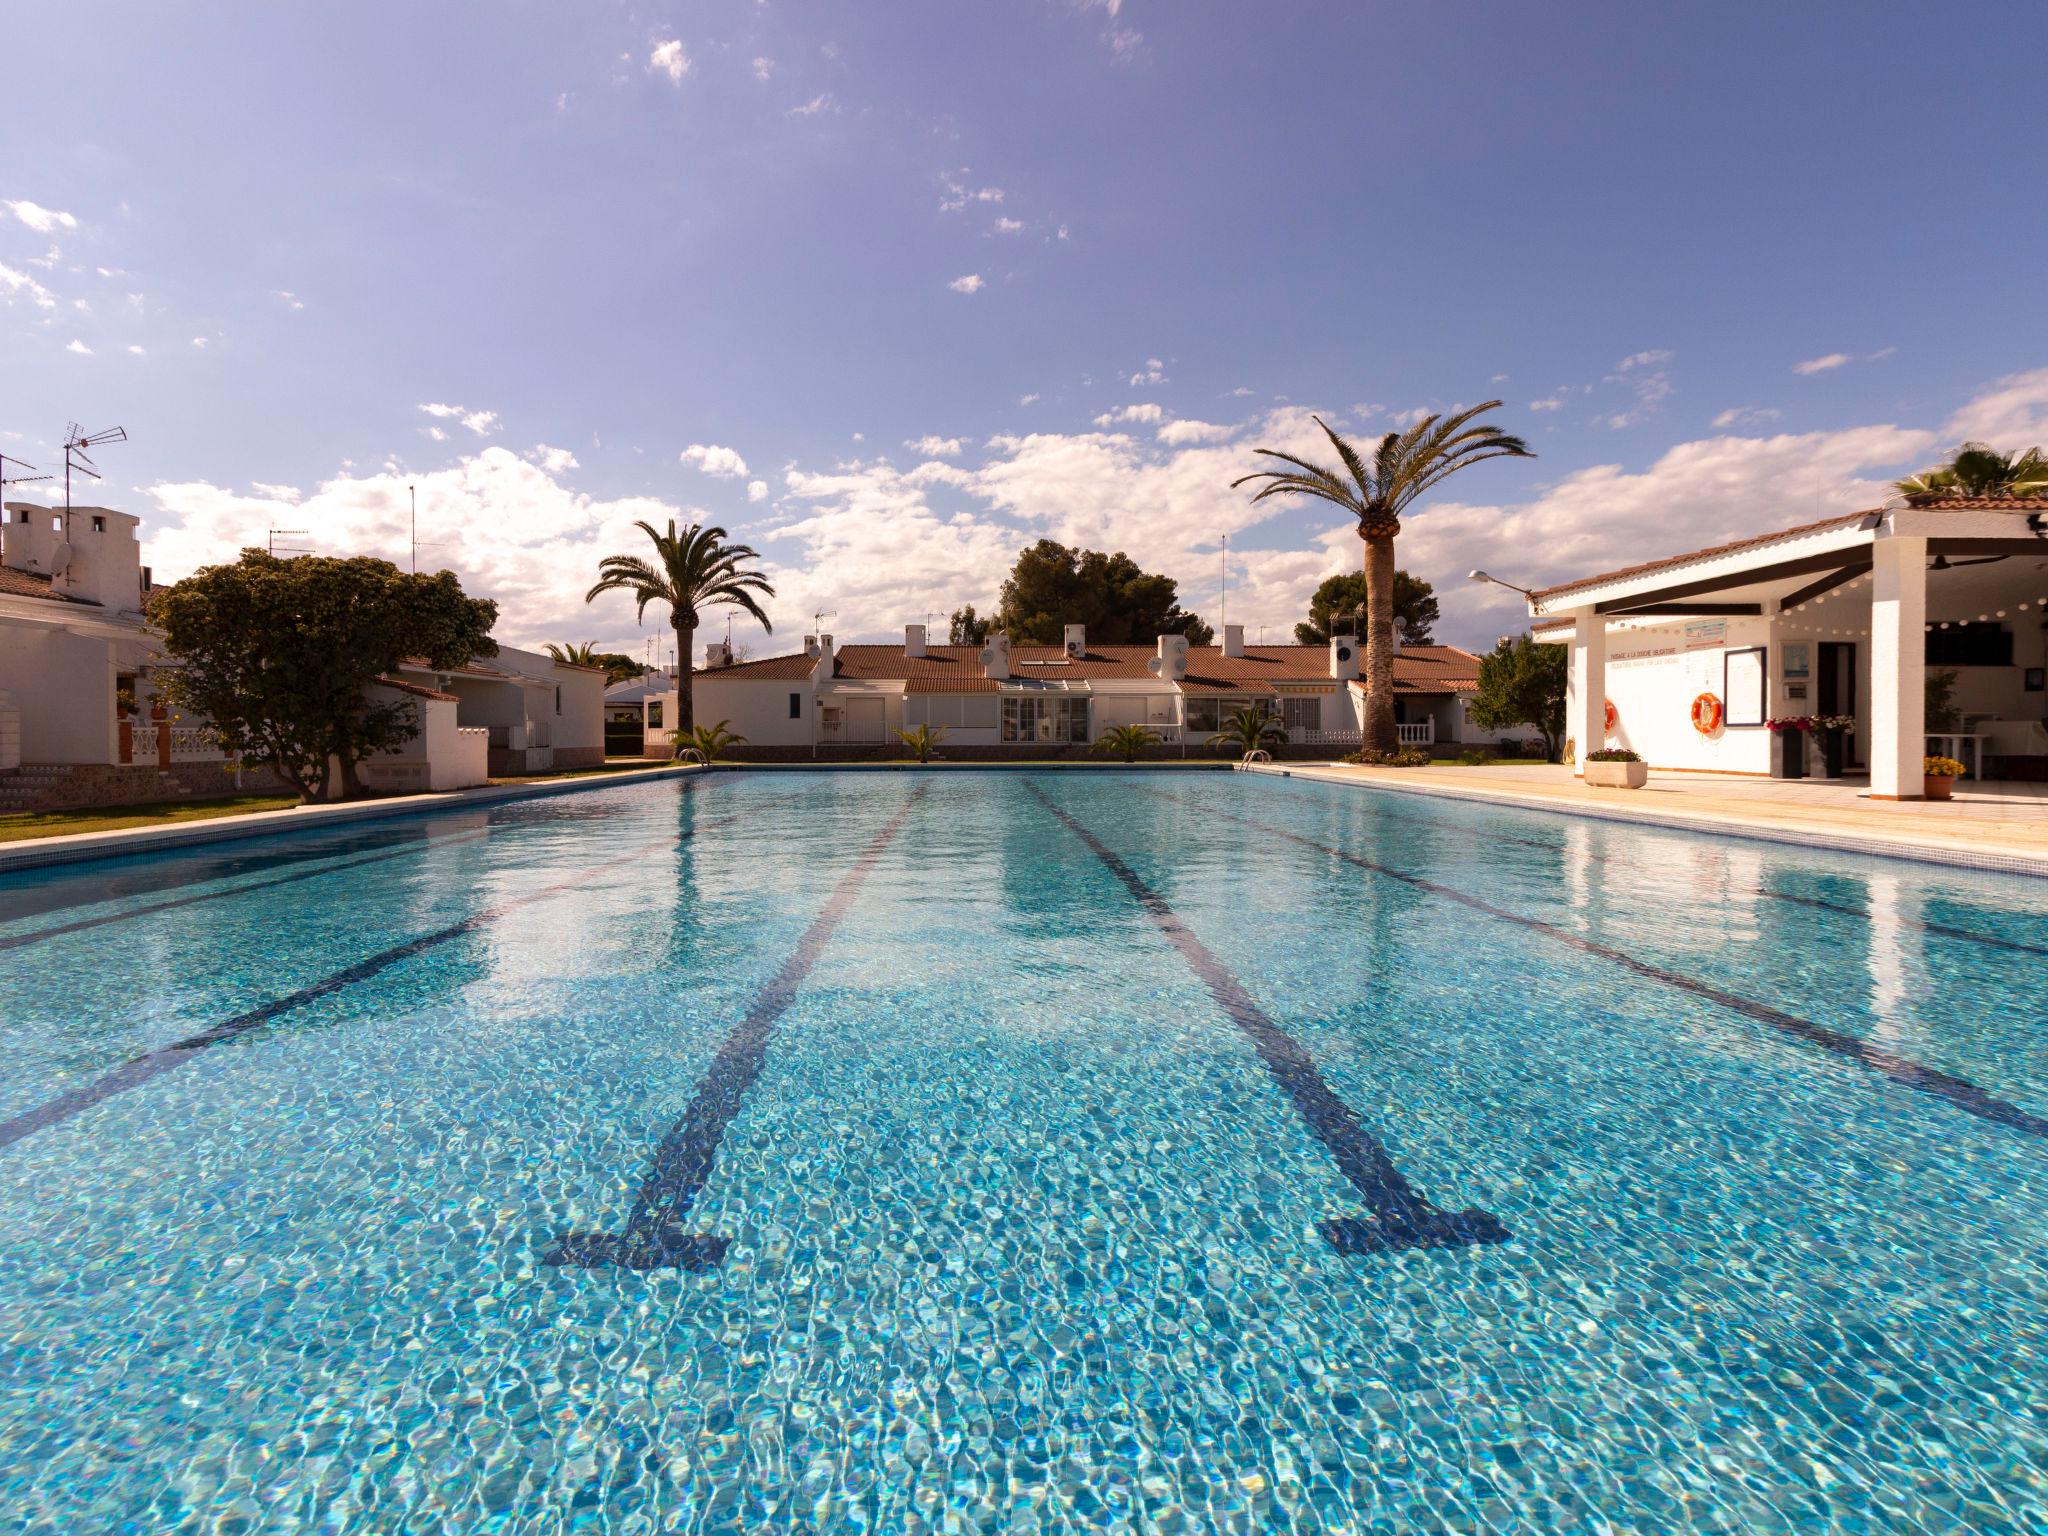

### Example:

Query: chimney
xmin=1 ymin=503 xmax=56 ymax=576
xmin=704 ymin=640 xmax=732 ymax=670
xmin=52 ymin=507 xmax=145 ymax=611
xmin=803 ymin=633 xmax=819 ymax=657
xmin=905 ymin=622 xmax=927 ymax=659
xmin=1062 ymin=622 xmax=1086 ymax=658
xmin=1148 ymin=633 xmax=1188 ymax=681
xmin=980 ymin=631 xmax=1010 ymax=680
xmin=812 ymin=632 xmax=835 ymax=683
xmin=1221 ymin=623 xmax=1245 ymax=658
xmin=1329 ymin=633 xmax=1361 ymax=680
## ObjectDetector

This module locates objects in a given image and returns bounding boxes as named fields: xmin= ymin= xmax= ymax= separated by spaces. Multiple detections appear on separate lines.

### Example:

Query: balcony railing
xmin=1396 ymin=721 xmax=1436 ymax=746
xmin=127 ymin=724 xmax=233 ymax=763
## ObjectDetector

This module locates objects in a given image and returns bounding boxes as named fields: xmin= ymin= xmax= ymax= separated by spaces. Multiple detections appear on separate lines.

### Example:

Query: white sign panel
xmin=1723 ymin=646 xmax=1766 ymax=726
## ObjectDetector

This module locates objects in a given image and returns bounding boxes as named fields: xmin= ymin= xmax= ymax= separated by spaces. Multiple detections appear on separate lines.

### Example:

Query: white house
xmin=0 ymin=499 xmax=607 ymax=808
xmin=637 ymin=622 xmax=1500 ymax=755
xmin=1526 ymin=495 xmax=2048 ymax=795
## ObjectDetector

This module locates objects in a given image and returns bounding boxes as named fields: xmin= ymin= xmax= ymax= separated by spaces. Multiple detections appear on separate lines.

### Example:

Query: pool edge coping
xmin=1245 ymin=762 xmax=2048 ymax=881
xmin=0 ymin=764 xmax=705 ymax=873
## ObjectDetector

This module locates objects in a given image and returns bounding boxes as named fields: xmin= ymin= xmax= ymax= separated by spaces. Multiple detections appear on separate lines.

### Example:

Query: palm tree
xmin=896 ymin=723 xmax=946 ymax=763
xmin=544 ymin=641 xmax=603 ymax=668
xmin=1210 ymin=706 xmax=1286 ymax=760
xmin=1895 ymin=442 xmax=2048 ymax=503
xmin=1233 ymin=406 xmax=1532 ymax=753
xmin=1093 ymin=723 xmax=1157 ymax=763
xmin=585 ymin=521 xmax=774 ymax=735
xmin=672 ymin=720 xmax=746 ymax=761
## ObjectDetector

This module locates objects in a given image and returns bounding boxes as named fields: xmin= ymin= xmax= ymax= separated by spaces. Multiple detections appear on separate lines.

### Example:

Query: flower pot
xmin=1818 ymin=728 xmax=1847 ymax=779
xmin=1924 ymin=774 xmax=1955 ymax=801
xmin=1584 ymin=759 xmax=1648 ymax=789
xmin=1779 ymin=731 xmax=1807 ymax=779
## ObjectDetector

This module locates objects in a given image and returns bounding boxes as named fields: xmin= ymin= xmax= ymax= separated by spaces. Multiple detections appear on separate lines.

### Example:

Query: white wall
xmin=550 ymin=667 xmax=606 ymax=755
xmin=0 ymin=622 xmax=117 ymax=764
xmin=690 ymin=676 xmax=816 ymax=746
xmin=358 ymin=690 xmax=489 ymax=792
xmin=1591 ymin=616 xmax=1775 ymax=772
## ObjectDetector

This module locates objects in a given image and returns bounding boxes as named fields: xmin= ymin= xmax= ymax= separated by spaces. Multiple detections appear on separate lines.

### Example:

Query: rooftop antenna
xmin=268 ymin=527 xmax=312 ymax=557
xmin=0 ymin=454 xmax=52 ymax=514
xmin=812 ymin=607 xmax=836 ymax=634
xmin=1220 ymin=532 xmax=1228 ymax=633
xmin=62 ymin=423 xmax=126 ymax=541
xmin=408 ymin=485 xmax=447 ymax=572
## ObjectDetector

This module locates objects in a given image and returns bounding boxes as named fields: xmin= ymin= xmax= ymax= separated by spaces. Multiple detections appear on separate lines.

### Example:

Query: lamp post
xmin=1468 ymin=569 xmax=1535 ymax=598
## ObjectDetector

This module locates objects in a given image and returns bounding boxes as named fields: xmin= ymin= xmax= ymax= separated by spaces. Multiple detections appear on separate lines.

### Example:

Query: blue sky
xmin=4 ymin=1 xmax=2045 ymax=658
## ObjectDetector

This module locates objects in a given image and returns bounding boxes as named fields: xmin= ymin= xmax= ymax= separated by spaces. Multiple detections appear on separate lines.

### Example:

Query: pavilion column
xmin=1569 ymin=606 xmax=1607 ymax=775
xmin=1869 ymin=535 xmax=1927 ymax=800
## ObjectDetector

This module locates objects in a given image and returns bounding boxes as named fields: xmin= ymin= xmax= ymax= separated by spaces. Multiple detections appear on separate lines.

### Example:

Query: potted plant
xmin=1765 ymin=715 xmax=1811 ymax=779
xmin=1923 ymin=754 xmax=1965 ymax=801
xmin=1583 ymin=746 xmax=1647 ymax=788
xmin=1811 ymin=713 xmax=1855 ymax=778
xmin=895 ymin=723 xmax=946 ymax=763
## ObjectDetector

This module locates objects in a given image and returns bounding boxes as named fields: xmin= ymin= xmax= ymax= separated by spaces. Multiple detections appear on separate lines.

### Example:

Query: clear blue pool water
xmin=0 ymin=770 xmax=2042 ymax=1534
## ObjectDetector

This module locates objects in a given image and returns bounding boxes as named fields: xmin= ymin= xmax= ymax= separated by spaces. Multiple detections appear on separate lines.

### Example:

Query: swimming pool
xmin=0 ymin=770 xmax=2041 ymax=1533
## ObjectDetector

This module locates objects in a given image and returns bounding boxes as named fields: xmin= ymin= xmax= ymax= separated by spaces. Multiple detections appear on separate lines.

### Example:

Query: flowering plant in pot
xmin=1765 ymin=715 xmax=1813 ymax=778
xmin=1811 ymin=713 xmax=1855 ymax=777
xmin=1923 ymin=755 xmax=1965 ymax=801
xmin=1584 ymin=746 xmax=1647 ymax=788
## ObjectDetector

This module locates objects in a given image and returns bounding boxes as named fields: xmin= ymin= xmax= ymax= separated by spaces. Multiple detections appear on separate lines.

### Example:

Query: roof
xmin=374 ymin=675 xmax=460 ymax=702
xmin=0 ymin=567 xmax=91 ymax=605
xmin=699 ymin=642 xmax=1484 ymax=696
xmin=1528 ymin=497 xmax=2048 ymax=606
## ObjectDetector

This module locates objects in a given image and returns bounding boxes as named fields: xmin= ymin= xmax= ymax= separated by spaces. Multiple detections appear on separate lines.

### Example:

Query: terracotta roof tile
xmin=0 ymin=566 xmax=96 ymax=605
xmin=375 ymin=675 xmax=460 ymax=702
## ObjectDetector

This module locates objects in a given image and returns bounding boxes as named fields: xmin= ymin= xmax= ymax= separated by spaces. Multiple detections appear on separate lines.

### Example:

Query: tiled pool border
xmin=1248 ymin=763 xmax=2048 ymax=882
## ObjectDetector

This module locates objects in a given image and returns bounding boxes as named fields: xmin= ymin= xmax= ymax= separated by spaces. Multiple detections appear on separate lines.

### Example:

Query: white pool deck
xmin=1251 ymin=762 xmax=2048 ymax=878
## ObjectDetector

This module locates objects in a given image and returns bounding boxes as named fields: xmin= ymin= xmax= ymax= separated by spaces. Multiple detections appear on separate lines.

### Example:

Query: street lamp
xmin=1468 ymin=569 xmax=1534 ymax=597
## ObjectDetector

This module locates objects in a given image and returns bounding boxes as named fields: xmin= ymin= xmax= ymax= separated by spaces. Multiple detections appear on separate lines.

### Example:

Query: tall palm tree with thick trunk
xmin=1234 ymin=405 xmax=1532 ymax=754
xmin=584 ymin=521 xmax=774 ymax=736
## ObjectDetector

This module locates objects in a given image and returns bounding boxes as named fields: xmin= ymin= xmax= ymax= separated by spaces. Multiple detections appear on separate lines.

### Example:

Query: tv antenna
xmin=62 ymin=423 xmax=126 ymax=538
xmin=0 ymin=454 xmax=52 ymax=513
xmin=1220 ymin=532 xmax=1228 ymax=632
xmin=268 ymin=527 xmax=312 ymax=556
xmin=812 ymin=607 xmax=836 ymax=634
xmin=407 ymin=484 xmax=446 ymax=572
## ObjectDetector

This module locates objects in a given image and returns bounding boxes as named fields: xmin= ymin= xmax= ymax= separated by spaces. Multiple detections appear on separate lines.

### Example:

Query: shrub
xmin=1344 ymin=746 xmax=1430 ymax=767
xmin=1585 ymin=747 xmax=1642 ymax=762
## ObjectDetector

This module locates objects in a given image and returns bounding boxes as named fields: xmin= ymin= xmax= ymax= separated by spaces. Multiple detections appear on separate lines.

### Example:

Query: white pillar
xmin=1869 ymin=535 xmax=1926 ymax=799
xmin=1569 ymin=607 xmax=1607 ymax=774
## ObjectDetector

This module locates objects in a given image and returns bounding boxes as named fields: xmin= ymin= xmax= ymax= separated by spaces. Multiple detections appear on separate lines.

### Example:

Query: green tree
xmin=948 ymin=605 xmax=990 ymax=645
xmin=1210 ymin=705 xmax=1287 ymax=759
xmin=896 ymin=723 xmax=946 ymax=762
xmin=1895 ymin=442 xmax=2048 ymax=502
xmin=988 ymin=540 xmax=1213 ymax=646
xmin=672 ymin=720 xmax=747 ymax=761
xmin=1292 ymin=570 xmax=1439 ymax=646
xmin=1093 ymin=723 xmax=1157 ymax=763
xmin=148 ymin=549 xmax=498 ymax=803
xmin=1234 ymin=407 xmax=1532 ymax=753
xmin=544 ymin=641 xmax=644 ymax=686
xmin=1467 ymin=633 xmax=1567 ymax=761
xmin=584 ymin=521 xmax=774 ymax=735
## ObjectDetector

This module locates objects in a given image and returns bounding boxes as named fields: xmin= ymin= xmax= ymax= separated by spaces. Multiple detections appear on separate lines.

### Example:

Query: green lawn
xmin=0 ymin=794 xmax=302 ymax=844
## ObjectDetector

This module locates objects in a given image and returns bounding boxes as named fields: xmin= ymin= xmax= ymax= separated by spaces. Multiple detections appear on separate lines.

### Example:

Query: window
xmin=647 ymin=701 xmax=663 ymax=729
xmin=1185 ymin=696 xmax=1259 ymax=733
xmin=90 ymin=515 xmax=106 ymax=533
xmin=789 ymin=692 xmax=802 ymax=720
xmin=922 ymin=694 xmax=999 ymax=729
xmin=554 ymin=685 xmax=562 ymax=715
xmin=1926 ymin=622 xmax=2012 ymax=667
xmin=1000 ymin=695 xmax=1088 ymax=743
xmin=1282 ymin=696 xmax=1321 ymax=731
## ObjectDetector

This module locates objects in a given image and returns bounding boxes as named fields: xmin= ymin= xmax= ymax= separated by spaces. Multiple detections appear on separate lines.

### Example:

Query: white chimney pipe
xmin=905 ymin=622 xmax=927 ymax=658
xmin=1063 ymin=622 xmax=1086 ymax=658
xmin=1221 ymin=623 xmax=1245 ymax=658
xmin=1329 ymin=634 xmax=1361 ymax=680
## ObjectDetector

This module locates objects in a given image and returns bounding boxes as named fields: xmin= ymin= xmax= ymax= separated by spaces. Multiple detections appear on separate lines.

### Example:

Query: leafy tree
xmin=1234 ymin=407 xmax=1532 ymax=753
xmin=1293 ymin=570 xmax=1439 ymax=646
xmin=545 ymin=641 xmax=645 ymax=685
xmin=1210 ymin=705 xmax=1287 ymax=759
xmin=1895 ymin=442 xmax=2048 ymax=503
xmin=1467 ymin=633 xmax=1567 ymax=762
xmin=988 ymin=540 xmax=1213 ymax=646
xmin=896 ymin=723 xmax=946 ymax=762
xmin=1093 ymin=724 xmax=1157 ymax=763
xmin=149 ymin=550 xmax=498 ymax=803
xmin=584 ymin=521 xmax=774 ymax=735
xmin=672 ymin=720 xmax=746 ymax=761
xmin=948 ymin=606 xmax=990 ymax=645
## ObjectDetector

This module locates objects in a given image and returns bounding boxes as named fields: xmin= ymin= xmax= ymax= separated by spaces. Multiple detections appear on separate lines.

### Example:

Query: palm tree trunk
xmin=1362 ymin=533 xmax=1398 ymax=754
xmin=674 ymin=620 xmax=696 ymax=738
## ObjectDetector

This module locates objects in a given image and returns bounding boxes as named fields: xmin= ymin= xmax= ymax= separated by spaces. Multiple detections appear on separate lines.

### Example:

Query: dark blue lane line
xmin=0 ymin=785 xmax=784 ymax=1155
xmin=546 ymin=788 xmax=926 ymax=1274
xmin=1154 ymin=788 xmax=2048 ymax=1142
xmin=1025 ymin=782 xmax=1508 ymax=1258
xmin=0 ymin=827 xmax=496 ymax=953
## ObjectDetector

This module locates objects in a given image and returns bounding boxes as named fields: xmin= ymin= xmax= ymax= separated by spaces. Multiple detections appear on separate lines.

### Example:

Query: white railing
xmin=130 ymin=725 xmax=233 ymax=762
xmin=1396 ymin=722 xmax=1435 ymax=746
xmin=1286 ymin=728 xmax=1364 ymax=746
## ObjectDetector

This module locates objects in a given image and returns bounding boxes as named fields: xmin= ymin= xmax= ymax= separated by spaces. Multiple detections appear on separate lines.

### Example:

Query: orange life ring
xmin=1691 ymin=693 xmax=1723 ymax=735
xmin=1604 ymin=698 xmax=1617 ymax=732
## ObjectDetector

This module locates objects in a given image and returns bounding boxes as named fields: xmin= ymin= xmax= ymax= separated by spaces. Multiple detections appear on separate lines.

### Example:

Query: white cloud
xmin=938 ymin=175 xmax=1005 ymax=214
xmin=424 ymin=426 xmax=448 ymax=442
xmin=752 ymin=56 xmax=775 ymax=81
xmin=789 ymin=92 xmax=835 ymax=117
xmin=1129 ymin=357 xmax=1167 ymax=386
xmin=992 ymin=217 xmax=1024 ymax=235
xmin=1156 ymin=419 xmax=1235 ymax=446
xmin=532 ymin=444 xmax=579 ymax=473
xmin=747 ymin=480 xmax=769 ymax=502
xmin=65 ymin=339 xmax=91 ymax=354
xmin=419 ymin=402 xmax=499 ymax=436
xmin=3 ymin=199 xmax=76 ymax=233
xmin=1019 ymin=393 xmax=1041 ymax=406
xmin=648 ymin=39 xmax=690 ymax=83
xmin=949 ymin=273 xmax=984 ymax=294
xmin=274 ymin=290 xmax=305 ymax=311
xmin=1056 ymin=224 xmax=1070 ymax=241
xmin=1529 ymin=396 xmax=1564 ymax=412
xmin=249 ymin=482 xmax=301 ymax=503
xmin=191 ymin=336 xmax=208 ymax=348
xmin=1092 ymin=403 xmax=1164 ymax=427
xmin=1711 ymin=406 xmax=1783 ymax=429
xmin=127 ymin=344 xmax=145 ymax=355
xmin=681 ymin=442 xmax=749 ymax=478
xmin=906 ymin=435 xmax=964 ymax=457
xmin=1615 ymin=349 xmax=1673 ymax=372
xmin=1794 ymin=352 xmax=1852 ymax=376
xmin=0 ymin=262 xmax=56 ymax=310
xmin=1601 ymin=351 xmax=1676 ymax=428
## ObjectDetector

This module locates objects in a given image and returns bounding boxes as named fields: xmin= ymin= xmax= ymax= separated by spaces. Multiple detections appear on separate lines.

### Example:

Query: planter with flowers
xmin=1765 ymin=715 xmax=1815 ymax=779
xmin=1923 ymin=755 xmax=1965 ymax=801
xmin=1584 ymin=747 xmax=1647 ymax=788
xmin=1810 ymin=714 xmax=1856 ymax=778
